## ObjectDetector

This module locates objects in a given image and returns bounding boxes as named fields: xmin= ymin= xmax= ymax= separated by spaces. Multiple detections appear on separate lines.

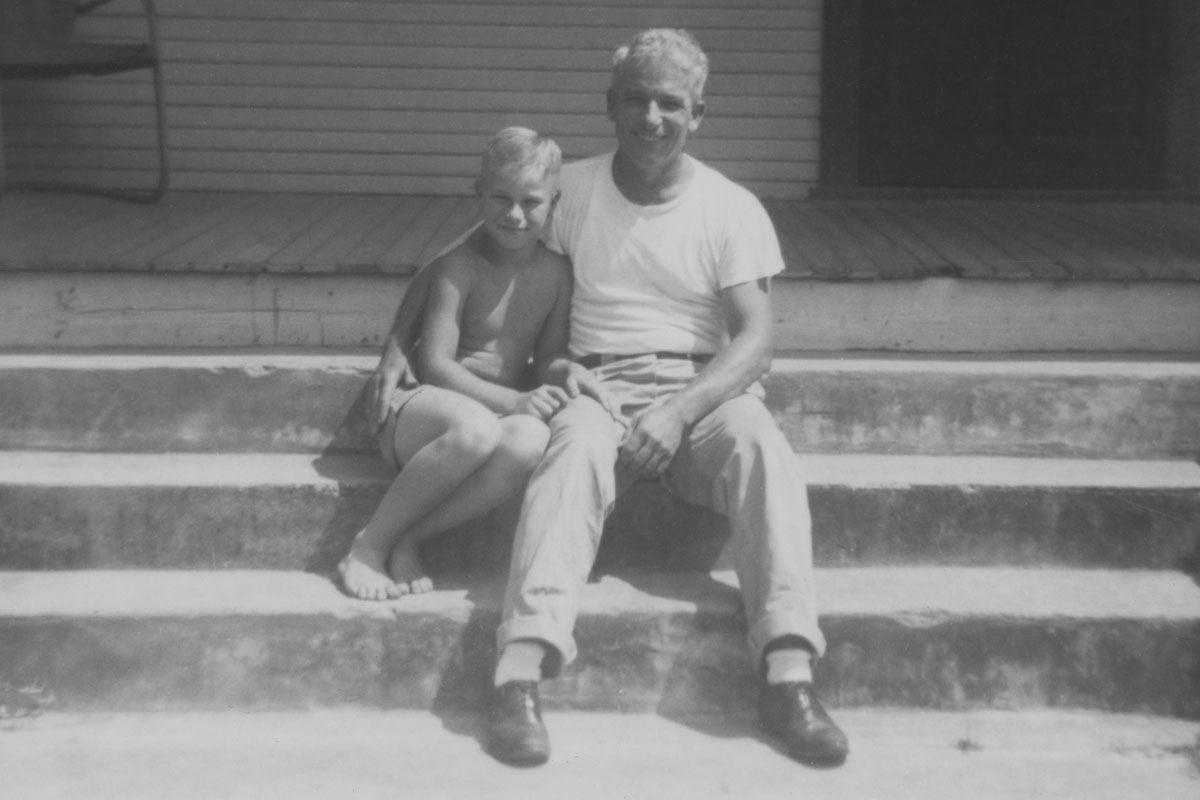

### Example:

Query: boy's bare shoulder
xmin=532 ymin=242 xmax=572 ymax=280
xmin=427 ymin=241 xmax=484 ymax=283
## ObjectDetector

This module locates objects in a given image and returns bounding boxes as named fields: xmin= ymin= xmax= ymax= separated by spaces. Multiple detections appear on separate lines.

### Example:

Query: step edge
xmin=2 ymin=451 xmax=1196 ymax=489
xmin=1 ymin=349 xmax=1197 ymax=375
xmin=1 ymin=569 xmax=1196 ymax=621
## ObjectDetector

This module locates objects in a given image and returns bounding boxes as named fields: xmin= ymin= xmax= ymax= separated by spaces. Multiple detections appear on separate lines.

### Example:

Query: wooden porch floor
xmin=1 ymin=192 xmax=1199 ymax=281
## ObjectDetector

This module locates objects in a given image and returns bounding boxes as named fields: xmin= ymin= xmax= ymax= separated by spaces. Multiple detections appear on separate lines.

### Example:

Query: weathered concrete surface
xmin=2 ymin=451 xmax=1197 ymax=573
xmin=0 ymin=569 xmax=1197 ymax=716
xmin=6 ymin=271 xmax=1200 ymax=350
xmin=1 ymin=710 xmax=1196 ymax=800
xmin=0 ymin=273 xmax=407 ymax=349
xmin=767 ymin=355 xmax=1200 ymax=459
xmin=0 ymin=350 xmax=379 ymax=454
xmin=2 ymin=350 xmax=1198 ymax=458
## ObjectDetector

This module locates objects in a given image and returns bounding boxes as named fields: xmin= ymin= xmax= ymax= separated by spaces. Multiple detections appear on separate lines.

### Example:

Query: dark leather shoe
xmin=486 ymin=681 xmax=550 ymax=766
xmin=760 ymin=681 xmax=849 ymax=766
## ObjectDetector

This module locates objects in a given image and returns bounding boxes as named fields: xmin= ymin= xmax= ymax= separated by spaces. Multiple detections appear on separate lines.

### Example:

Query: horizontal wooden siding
xmin=1 ymin=0 xmax=822 ymax=198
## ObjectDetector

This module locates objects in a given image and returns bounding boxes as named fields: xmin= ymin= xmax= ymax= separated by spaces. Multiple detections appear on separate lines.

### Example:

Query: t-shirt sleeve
xmin=716 ymin=189 xmax=786 ymax=289
xmin=545 ymin=206 xmax=569 ymax=257
xmin=543 ymin=158 xmax=592 ymax=259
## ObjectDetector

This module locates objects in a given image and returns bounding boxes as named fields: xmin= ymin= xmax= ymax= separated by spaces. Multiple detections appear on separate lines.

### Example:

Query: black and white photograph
xmin=0 ymin=1 xmax=1198 ymax=797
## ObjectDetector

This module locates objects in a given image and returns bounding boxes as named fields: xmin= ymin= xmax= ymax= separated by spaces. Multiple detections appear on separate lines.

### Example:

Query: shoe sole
xmin=487 ymin=743 xmax=550 ymax=767
xmin=486 ymin=730 xmax=550 ymax=767
xmin=761 ymin=718 xmax=849 ymax=768
xmin=791 ymin=748 xmax=848 ymax=768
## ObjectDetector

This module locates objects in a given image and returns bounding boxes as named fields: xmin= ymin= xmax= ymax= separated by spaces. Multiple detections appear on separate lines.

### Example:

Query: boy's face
xmin=477 ymin=165 xmax=559 ymax=251
xmin=607 ymin=55 xmax=704 ymax=176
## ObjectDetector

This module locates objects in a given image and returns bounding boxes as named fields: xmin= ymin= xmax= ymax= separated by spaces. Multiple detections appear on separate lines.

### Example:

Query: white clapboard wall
xmin=0 ymin=0 xmax=822 ymax=198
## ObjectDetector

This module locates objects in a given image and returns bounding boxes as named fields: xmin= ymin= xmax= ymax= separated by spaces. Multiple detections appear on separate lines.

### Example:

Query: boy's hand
xmin=366 ymin=348 xmax=409 ymax=434
xmin=564 ymin=364 xmax=621 ymax=421
xmin=514 ymin=385 xmax=570 ymax=421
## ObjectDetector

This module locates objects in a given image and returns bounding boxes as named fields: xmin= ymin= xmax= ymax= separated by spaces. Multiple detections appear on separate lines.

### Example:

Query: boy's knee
xmin=443 ymin=414 xmax=503 ymax=461
xmin=501 ymin=417 xmax=551 ymax=471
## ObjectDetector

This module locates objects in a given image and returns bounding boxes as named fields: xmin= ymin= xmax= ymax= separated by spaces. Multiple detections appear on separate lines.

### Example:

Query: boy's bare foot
xmin=338 ymin=538 xmax=402 ymax=601
xmin=388 ymin=537 xmax=433 ymax=595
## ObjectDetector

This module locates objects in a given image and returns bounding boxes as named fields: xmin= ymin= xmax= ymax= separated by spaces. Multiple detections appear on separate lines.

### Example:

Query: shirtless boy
xmin=339 ymin=126 xmax=611 ymax=601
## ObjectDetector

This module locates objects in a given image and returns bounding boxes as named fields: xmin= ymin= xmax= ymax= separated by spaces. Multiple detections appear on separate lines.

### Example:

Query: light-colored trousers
xmin=497 ymin=356 xmax=825 ymax=675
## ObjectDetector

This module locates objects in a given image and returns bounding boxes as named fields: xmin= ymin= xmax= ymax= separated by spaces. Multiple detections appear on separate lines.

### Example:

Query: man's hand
xmin=563 ymin=363 xmax=621 ymax=421
xmin=514 ymin=385 xmax=571 ymax=421
xmin=366 ymin=346 xmax=408 ymax=435
xmin=618 ymin=401 xmax=688 ymax=479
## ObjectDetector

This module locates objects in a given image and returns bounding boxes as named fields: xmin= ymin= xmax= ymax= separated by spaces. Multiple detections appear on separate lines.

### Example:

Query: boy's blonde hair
xmin=611 ymin=29 xmax=709 ymax=103
xmin=480 ymin=127 xmax=562 ymax=183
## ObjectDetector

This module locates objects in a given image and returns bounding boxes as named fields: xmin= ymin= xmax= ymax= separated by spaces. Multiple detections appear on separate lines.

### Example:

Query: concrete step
xmin=5 ymin=271 xmax=1200 ymax=352
xmin=1 ymin=569 xmax=1197 ymax=717
xmin=3 ymin=350 xmax=1198 ymax=459
xmin=2 ymin=451 xmax=1197 ymax=573
xmin=2 ymin=709 xmax=1197 ymax=800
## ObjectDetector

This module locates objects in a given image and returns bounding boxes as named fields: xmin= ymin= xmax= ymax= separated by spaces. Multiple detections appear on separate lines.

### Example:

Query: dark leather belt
xmin=575 ymin=352 xmax=713 ymax=369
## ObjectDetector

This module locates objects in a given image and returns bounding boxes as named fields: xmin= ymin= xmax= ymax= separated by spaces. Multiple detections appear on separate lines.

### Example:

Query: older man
xmin=480 ymin=29 xmax=848 ymax=768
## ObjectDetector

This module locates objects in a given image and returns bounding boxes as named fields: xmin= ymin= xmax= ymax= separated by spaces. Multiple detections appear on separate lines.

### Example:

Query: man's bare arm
xmin=534 ymin=261 xmax=620 ymax=418
xmin=530 ymin=255 xmax=573 ymax=382
xmin=618 ymin=277 xmax=774 ymax=477
xmin=365 ymin=262 xmax=437 ymax=433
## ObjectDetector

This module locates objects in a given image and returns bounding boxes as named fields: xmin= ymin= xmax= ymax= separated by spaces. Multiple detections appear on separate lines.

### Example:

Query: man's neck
xmin=611 ymin=151 xmax=694 ymax=206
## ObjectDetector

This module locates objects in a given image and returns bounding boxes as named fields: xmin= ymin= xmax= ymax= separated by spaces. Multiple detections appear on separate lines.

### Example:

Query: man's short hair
xmin=611 ymin=28 xmax=709 ymax=102
xmin=480 ymin=126 xmax=562 ymax=182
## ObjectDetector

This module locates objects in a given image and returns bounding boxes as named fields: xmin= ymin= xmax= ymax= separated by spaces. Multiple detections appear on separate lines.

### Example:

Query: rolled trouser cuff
xmin=497 ymin=615 xmax=576 ymax=679
xmin=748 ymin=611 xmax=826 ymax=668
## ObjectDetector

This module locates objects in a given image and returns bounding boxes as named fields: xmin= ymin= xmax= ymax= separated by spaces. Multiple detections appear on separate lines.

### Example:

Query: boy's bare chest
xmin=461 ymin=269 xmax=557 ymax=339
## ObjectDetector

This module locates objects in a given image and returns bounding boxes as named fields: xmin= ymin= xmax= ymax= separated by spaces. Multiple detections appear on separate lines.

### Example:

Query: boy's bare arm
xmin=419 ymin=261 xmax=551 ymax=415
xmin=366 ymin=261 xmax=438 ymax=433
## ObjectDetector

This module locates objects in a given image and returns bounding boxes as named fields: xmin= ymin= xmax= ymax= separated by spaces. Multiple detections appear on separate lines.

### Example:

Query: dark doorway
xmin=826 ymin=0 xmax=1169 ymax=190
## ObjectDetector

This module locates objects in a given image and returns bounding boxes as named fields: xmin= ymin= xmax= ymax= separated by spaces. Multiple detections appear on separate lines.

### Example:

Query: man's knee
xmin=548 ymin=397 xmax=621 ymax=460
xmin=704 ymin=395 xmax=787 ymax=454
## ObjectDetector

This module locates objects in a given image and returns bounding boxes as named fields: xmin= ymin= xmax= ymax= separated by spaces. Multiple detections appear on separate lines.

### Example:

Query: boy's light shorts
xmin=378 ymin=383 xmax=431 ymax=471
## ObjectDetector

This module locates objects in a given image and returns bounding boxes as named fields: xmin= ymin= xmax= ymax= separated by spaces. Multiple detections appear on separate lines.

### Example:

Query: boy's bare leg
xmin=339 ymin=390 xmax=502 ymax=600
xmin=388 ymin=414 xmax=550 ymax=593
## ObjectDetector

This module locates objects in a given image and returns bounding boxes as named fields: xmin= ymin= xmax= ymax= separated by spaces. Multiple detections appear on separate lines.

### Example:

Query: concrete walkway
xmin=1 ymin=709 xmax=1196 ymax=799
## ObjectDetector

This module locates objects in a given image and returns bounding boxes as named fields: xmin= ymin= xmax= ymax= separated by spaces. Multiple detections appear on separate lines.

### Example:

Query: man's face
xmin=607 ymin=57 xmax=705 ymax=175
xmin=477 ymin=165 xmax=559 ymax=251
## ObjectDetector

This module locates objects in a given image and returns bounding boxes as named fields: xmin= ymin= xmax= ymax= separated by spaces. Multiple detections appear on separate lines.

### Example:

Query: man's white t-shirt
xmin=546 ymin=153 xmax=785 ymax=357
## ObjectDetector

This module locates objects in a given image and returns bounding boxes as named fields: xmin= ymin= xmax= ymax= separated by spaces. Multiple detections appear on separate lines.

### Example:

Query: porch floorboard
xmin=2 ymin=192 xmax=1198 ymax=281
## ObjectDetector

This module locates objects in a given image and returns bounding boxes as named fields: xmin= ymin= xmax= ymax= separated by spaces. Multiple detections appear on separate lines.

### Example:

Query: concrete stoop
xmin=0 ymin=349 xmax=1198 ymax=726
xmin=2 ymin=351 xmax=1198 ymax=458
xmin=0 ymin=569 xmax=1197 ymax=717
xmin=0 ymin=451 xmax=1197 ymax=575
xmin=5 ymin=271 xmax=1200 ymax=352
xmin=1 ymin=709 xmax=1197 ymax=800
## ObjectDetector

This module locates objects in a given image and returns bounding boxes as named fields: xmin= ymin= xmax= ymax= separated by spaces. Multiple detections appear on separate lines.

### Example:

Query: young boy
xmin=339 ymin=127 xmax=612 ymax=601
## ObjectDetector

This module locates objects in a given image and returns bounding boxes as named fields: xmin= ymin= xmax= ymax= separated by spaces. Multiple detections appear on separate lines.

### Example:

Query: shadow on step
xmin=305 ymin=385 xmax=769 ymax=731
